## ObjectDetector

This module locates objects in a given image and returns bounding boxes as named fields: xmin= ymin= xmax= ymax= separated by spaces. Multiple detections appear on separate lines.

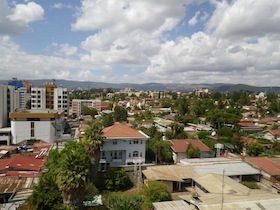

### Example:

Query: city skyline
xmin=0 ymin=0 xmax=279 ymax=86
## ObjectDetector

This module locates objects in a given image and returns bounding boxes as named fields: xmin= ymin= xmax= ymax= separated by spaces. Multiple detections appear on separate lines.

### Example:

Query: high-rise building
xmin=30 ymin=87 xmax=46 ymax=109
xmin=0 ymin=85 xmax=20 ymax=128
xmin=54 ymin=87 xmax=69 ymax=117
xmin=30 ymin=83 xmax=69 ymax=118
xmin=71 ymin=99 xmax=101 ymax=116
xmin=44 ymin=83 xmax=57 ymax=109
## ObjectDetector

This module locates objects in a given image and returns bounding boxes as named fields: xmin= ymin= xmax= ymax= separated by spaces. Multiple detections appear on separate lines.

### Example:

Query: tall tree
xmin=114 ymin=105 xmax=128 ymax=122
xmin=56 ymin=141 xmax=90 ymax=208
xmin=82 ymin=121 xmax=105 ymax=184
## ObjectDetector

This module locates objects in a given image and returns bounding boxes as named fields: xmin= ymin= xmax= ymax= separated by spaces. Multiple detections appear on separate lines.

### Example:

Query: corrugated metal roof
xmin=246 ymin=157 xmax=280 ymax=176
xmin=193 ymin=162 xmax=260 ymax=176
xmin=153 ymin=200 xmax=194 ymax=210
xmin=0 ymin=177 xmax=39 ymax=193
xmin=143 ymin=165 xmax=197 ymax=182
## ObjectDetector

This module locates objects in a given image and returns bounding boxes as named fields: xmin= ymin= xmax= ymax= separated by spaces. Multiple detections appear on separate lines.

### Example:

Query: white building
xmin=54 ymin=87 xmax=69 ymax=117
xmin=30 ymin=85 xmax=69 ymax=118
xmin=30 ymin=88 xmax=46 ymax=109
xmin=71 ymin=99 xmax=102 ymax=116
xmin=9 ymin=109 xmax=65 ymax=145
xmin=0 ymin=85 xmax=19 ymax=128
xmin=16 ymin=87 xmax=30 ymax=109
xmin=100 ymin=123 xmax=149 ymax=168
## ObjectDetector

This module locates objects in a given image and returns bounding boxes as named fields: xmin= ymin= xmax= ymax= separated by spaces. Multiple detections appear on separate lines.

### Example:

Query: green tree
xmin=245 ymin=139 xmax=265 ymax=156
xmin=165 ymin=123 xmax=188 ymax=139
xmin=56 ymin=141 xmax=90 ymax=208
xmin=82 ymin=121 xmax=105 ymax=185
xmin=104 ymin=168 xmax=131 ymax=191
xmin=81 ymin=106 xmax=98 ymax=117
xmin=102 ymin=113 xmax=114 ymax=127
xmin=106 ymin=192 xmax=143 ymax=210
xmin=28 ymin=150 xmax=63 ymax=210
xmin=175 ymin=97 xmax=189 ymax=116
xmin=113 ymin=105 xmax=128 ymax=122
xmin=141 ymin=181 xmax=171 ymax=208
xmin=186 ymin=143 xmax=200 ymax=158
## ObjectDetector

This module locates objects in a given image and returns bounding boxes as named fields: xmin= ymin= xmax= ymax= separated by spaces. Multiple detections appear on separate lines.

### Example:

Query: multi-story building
xmin=0 ymin=85 xmax=19 ymax=128
xmin=30 ymin=83 xmax=69 ymax=118
xmin=100 ymin=123 xmax=149 ymax=169
xmin=71 ymin=99 xmax=101 ymax=116
xmin=54 ymin=87 xmax=69 ymax=117
xmin=44 ymin=83 xmax=56 ymax=109
xmin=16 ymin=87 xmax=30 ymax=109
xmin=30 ymin=88 xmax=46 ymax=109
xmin=9 ymin=109 xmax=65 ymax=144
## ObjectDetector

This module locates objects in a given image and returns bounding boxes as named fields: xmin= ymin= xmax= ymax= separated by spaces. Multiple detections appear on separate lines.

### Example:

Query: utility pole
xmin=221 ymin=169 xmax=225 ymax=210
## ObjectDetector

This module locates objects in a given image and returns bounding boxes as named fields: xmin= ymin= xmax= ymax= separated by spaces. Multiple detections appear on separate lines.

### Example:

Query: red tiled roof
xmin=246 ymin=157 xmax=280 ymax=176
xmin=8 ymin=155 xmax=46 ymax=171
xmin=103 ymin=123 xmax=148 ymax=138
xmin=269 ymin=130 xmax=280 ymax=136
xmin=237 ymin=121 xmax=255 ymax=127
xmin=170 ymin=139 xmax=210 ymax=153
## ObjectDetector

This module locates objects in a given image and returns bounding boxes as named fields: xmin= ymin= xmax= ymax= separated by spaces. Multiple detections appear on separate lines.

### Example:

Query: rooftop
xmin=170 ymin=139 xmax=210 ymax=153
xmin=103 ymin=123 xmax=149 ymax=139
xmin=246 ymin=157 xmax=280 ymax=176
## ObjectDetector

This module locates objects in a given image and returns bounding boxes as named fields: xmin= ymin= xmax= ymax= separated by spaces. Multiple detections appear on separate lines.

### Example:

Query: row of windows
xmin=113 ymin=140 xmax=143 ymax=145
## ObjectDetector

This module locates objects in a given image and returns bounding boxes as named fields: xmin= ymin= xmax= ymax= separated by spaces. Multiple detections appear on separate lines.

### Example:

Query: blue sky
xmin=0 ymin=0 xmax=280 ymax=86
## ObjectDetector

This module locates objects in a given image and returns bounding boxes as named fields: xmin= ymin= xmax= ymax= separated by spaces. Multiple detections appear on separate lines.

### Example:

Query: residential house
xmin=263 ymin=130 xmax=280 ymax=141
xmin=170 ymin=139 xmax=212 ymax=163
xmin=100 ymin=123 xmax=149 ymax=169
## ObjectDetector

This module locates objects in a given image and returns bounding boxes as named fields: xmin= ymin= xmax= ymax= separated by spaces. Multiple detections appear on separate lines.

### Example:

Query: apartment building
xmin=0 ymin=85 xmax=19 ymax=128
xmin=30 ymin=83 xmax=69 ymax=118
xmin=9 ymin=109 xmax=65 ymax=144
xmin=71 ymin=99 xmax=101 ymax=116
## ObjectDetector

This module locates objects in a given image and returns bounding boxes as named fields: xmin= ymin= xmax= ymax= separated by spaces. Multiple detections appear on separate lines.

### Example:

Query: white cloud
xmin=52 ymin=3 xmax=73 ymax=9
xmin=207 ymin=0 xmax=280 ymax=40
xmin=8 ymin=2 xmax=44 ymax=23
xmin=0 ymin=0 xmax=44 ymax=35
xmin=200 ymin=11 xmax=209 ymax=21
xmin=52 ymin=43 xmax=78 ymax=57
xmin=188 ymin=11 xmax=200 ymax=26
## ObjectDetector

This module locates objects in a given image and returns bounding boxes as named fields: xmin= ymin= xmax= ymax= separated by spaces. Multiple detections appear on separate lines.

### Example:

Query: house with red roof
xmin=246 ymin=157 xmax=280 ymax=180
xmin=169 ymin=139 xmax=212 ymax=163
xmin=101 ymin=123 xmax=149 ymax=169
xmin=263 ymin=130 xmax=280 ymax=141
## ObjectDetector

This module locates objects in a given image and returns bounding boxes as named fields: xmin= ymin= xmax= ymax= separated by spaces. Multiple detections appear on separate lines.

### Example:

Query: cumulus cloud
xmin=188 ymin=11 xmax=200 ymax=26
xmin=207 ymin=0 xmax=280 ymax=40
xmin=52 ymin=43 xmax=78 ymax=57
xmin=0 ymin=0 xmax=44 ymax=35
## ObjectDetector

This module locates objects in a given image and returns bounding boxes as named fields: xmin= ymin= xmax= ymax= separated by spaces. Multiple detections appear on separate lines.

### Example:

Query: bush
xmin=106 ymin=192 xmax=143 ymax=210
xmin=241 ymin=181 xmax=259 ymax=189
xmin=141 ymin=181 xmax=171 ymax=208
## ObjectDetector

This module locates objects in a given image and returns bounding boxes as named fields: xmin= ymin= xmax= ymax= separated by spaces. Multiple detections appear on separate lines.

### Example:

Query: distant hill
xmin=1 ymin=79 xmax=280 ymax=93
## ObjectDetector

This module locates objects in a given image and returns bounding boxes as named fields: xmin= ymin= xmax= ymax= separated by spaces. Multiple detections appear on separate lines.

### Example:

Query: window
xmin=133 ymin=151 xmax=138 ymax=157
xmin=140 ymin=152 xmax=142 ymax=157
xmin=133 ymin=140 xmax=139 ymax=144
xmin=129 ymin=153 xmax=131 ymax=158
xmin=30 ymin=122 xmax=35 ymax=137
xmin=113 ymin=140 xmax=117 ymax=145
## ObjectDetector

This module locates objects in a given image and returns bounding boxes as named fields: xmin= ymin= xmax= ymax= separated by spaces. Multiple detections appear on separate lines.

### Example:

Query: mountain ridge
xmin=1 ymin=79 xmax=279 ymax=93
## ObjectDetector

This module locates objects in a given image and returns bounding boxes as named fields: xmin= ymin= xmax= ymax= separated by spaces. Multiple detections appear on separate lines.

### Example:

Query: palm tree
xmin=82 ymin=121 xmax=105 ymax=184
xmin=56 ymin=141 xmax=90 ymax=208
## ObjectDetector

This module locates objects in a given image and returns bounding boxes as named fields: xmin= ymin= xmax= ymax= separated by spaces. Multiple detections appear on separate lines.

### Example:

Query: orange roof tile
xmin=103 ymin=123 xmax=149 ymax=138
xmin=269 ymin=130 xmax=280 ymax=136
xmin=170 ymin=139 xmax=210 ymax=153
xmin=246 ymin=157 xmax=280 ymax=176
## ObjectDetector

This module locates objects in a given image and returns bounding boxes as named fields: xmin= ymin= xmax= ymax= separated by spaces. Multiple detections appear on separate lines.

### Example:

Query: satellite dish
xmin=211 ymin=131 xmax=216 ymax=136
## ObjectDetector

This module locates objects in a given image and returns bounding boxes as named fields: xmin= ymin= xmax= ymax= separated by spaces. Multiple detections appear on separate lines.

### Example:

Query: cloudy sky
xmin=0 ymin=0 xmax=279 ymax=86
